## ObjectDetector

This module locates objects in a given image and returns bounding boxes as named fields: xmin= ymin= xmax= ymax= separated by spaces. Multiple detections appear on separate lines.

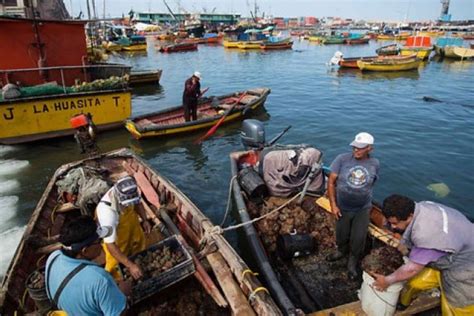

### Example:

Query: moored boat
xmin=376 ymin=43 xmax=400 ymax=56
xmin=452 ymin=46 xmax=474 ymax=59
xmin=357 ymin=57 xmax=421 ymax=71
xmin=344 ymin=37 xmax=370 ymax=45
xmin=321 ymin=36 xmax=345 ymax=44
xmin=0 ymin=148 xmax=281 ymax=315
xmin=129 ymin=69 xmax=163 ymax=86
xmin=158 ymin=42 xmax=198 ymax=53
xmin=338 ymin=56 xmax=378 ymax=68
xmin=125 ymin=88 xmax=270 ymax=139
xmin=260 ymin=38 xmax=293 ymax=50
xmin=434 ymin=37 xmax=464 ymax=57
xmin=377 ymin=34 xmax=395 ymax=40
xmin=229 ymin=132 xmax=440 ymax=314
xmin=237 ymin=41 xmax=264 ymax=49
xmin=121 ymin=44 xmax=147 ymax=51
xmin=0 ymin=65 xmax=133 ymax=145
xmin=223 ymin=39 xmax=240 ymax=48
xmin=400 ymin=36 xmax=433 ymax=60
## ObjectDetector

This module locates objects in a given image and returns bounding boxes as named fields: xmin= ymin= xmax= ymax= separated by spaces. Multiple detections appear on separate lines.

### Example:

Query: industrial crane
xmin=439 ymin=0 xmax=451 ymax=22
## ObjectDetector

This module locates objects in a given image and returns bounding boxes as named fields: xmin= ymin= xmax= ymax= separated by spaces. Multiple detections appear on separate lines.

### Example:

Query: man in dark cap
xmin=45 ymin=216 xmax=127 ymax=315
xmin=96 ymin=175 xmax=151 ymax=280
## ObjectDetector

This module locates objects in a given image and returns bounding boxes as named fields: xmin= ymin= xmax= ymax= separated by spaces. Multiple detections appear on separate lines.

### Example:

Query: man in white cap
xmin=326 ymin=132 xmax=380 ymax=280
xmin=182 ymin=71 xmax=203 ymax=121
xmin=96 ymin=176 xmax=151 ymax=280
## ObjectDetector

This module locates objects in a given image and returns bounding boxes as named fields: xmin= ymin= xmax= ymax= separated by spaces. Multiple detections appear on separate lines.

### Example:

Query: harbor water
xmin=1 ymin=38 xmax=473 ymax=276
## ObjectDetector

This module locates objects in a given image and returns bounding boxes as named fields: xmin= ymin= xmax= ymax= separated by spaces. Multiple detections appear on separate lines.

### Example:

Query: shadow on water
xmin=355 ymin=70 xmax=420 ymax=81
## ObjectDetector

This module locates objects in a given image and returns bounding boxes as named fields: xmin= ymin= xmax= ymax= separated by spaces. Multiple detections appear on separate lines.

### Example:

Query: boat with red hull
xmin=158 ymin=42 xmax=198 ymax=53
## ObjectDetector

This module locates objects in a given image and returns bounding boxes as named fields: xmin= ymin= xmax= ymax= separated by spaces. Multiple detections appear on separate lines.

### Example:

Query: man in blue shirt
xmin=327 ymin=132 xmax=380 ymax=280
xmin=45 ymin=216 xmax=127 ymax=315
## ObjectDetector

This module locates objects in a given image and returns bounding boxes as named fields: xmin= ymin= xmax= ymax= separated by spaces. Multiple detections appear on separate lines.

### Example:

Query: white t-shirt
xmin=96 ymin=188 xmax=119 ymax=244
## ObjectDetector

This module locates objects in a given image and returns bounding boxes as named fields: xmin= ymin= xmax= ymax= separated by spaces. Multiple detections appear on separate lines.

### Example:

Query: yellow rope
xmin=241 ymin=269 xmax=259 ymax=279
xmin=36 ymin=254 xmax=46 ymax=267
xmin=19 ymin=288 xmax=28 ymax=311
xmin=248 ymin=287 xmax=269 ymax=301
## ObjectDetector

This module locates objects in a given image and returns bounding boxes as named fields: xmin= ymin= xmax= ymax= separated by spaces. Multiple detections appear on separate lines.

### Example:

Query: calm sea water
xmin=1 ymin=37 xmax=473 ymax=276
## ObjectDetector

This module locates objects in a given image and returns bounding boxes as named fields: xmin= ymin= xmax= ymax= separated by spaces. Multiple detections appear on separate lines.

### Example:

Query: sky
xmin=68 ymin=0 xmax=474 ymax=22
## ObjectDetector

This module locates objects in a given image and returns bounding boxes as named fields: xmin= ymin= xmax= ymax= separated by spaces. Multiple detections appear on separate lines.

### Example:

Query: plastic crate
xmin=119 ymin=235 xmax=195 ymax=304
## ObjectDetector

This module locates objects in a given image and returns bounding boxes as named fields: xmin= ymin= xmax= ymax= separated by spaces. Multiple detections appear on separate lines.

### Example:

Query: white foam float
xmin=0 ymin=225 xmax=26 ymax=278
xmin=0 ymin=179 xmax=20 ymax=195
xmin=0 ymin=159 xmax=30 ymax=176
xmin=0 ymin=195 xmax=19 ymax=225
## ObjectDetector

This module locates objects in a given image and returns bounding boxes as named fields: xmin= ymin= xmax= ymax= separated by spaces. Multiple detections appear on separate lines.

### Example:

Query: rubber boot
xmin=326 ymin=250 xmax=345 ymax=262
xmin=347 ymin=256 xmax=359 ymax=280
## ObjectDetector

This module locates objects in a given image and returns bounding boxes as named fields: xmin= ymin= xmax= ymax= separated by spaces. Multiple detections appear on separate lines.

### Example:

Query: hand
xmin=372 ymin=273 xmax=389 ymax=291
xmin=141 ymin=220 xmax=152 ymax=234
xmin=118 ymin=279 xmax=133 ymax=297
xmin=332 ymin=205 xmax=342 ymax=219
xmin=128 ymin=262 xmax=143 ymax=280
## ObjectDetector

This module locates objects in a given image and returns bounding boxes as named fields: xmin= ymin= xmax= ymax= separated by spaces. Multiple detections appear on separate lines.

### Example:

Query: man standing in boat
xmin=373 ymin=194 xmax=474 ymax=315
xmin=45 ymin=216 xmax=128 ymax=315
xmin=326 ymin=132 xmax=379 ymax=280
xmin=183 ymin=71 xmax=203 ymax=122
xmin=96 ymin=176 xmax=151 ymax=280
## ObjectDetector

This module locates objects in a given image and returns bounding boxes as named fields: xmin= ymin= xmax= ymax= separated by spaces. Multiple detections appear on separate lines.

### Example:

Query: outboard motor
xmin=241 ymin=119 xmax=266 ymax=149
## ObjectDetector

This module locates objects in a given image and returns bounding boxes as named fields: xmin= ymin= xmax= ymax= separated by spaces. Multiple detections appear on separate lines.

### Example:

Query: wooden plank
xmin=309 ymin=301 xmax=365 ymax=315
xmin=207 ymin=252 xmax=256 ymax=316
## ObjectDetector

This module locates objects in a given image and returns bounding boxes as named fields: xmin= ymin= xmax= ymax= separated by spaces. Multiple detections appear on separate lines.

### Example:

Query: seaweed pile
xmin=247 ymin=196 xmax=336 ymax=253
xmin=361 ymin=245 xmax=404 ymax=276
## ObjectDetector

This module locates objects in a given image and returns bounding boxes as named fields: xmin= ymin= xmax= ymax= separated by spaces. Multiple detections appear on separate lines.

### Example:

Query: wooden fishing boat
xmin=230 ymin=148 xmax=440 ymax=315
xmin=0 ymin=65 xmax=132 ymax=144
xmin=452 ymin=46 xmax=474 ymax=59
xmin=158 ymin=42 xmax=198 ymax=53
xmin=357 ymin=57 xmax=421 ymax=72
xmin=125 ymin=88 xmax=270 ymax=140
xmin=338 ymin=56 xmax=378 ymax=68
xmin=156 ymin=33 xmax=176 ymax=41
xmin=400 ymin=36 xmax=433 ymax=60
xmin=237 ymin=41 xmax=264 ymax=49
xmin=344 ymin=37 xmax=370 ymax=45
xmin=223 ymin=39 xmax=240 ymax=48
xmin=418 ymin=30 xmax=445 ymax=37
xmin=308 ymin=36 xmax=323 ymax=42
xmin=321 ymin=36 xmax=345 ymax=44
xmin=376 ymin=43 xmax=400 ymax=56
xmin=260 ymin=41 xmax=293 ymax=50
xmin=394 ymin=32 xmax=411 ymax=40
xmin=121 ymin=44 xmax=147 ymax=51
xmin=129 ymin=69 xmax=163 ymax=86
xmin=434 ymin=37 xmax=464 ymax=57
xmin=0 ymin=148 xmax=281 ymax=315
xmin=377 ymin=34 xmax=395 ymax=41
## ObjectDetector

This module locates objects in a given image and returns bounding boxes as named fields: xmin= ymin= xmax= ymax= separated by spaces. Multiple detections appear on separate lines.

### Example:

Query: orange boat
xmin=158 ymin=42 xmax=198 ymax=53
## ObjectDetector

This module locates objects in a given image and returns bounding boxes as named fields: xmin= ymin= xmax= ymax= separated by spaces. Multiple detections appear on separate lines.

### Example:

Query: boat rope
xmin=220 ymin=175 xmax=237 ymax=227
xmin=199 ymin=192 xmax=302 ymax=246
xmin=51 ymin=204 xmax=59 ymax=224
xmin=19 ymin=288 xmax=28 ymax=311
xmin=248 ymin=286 xmax=270 ymax=302
xmin=241 ymin=269 xmax=259 ymax=279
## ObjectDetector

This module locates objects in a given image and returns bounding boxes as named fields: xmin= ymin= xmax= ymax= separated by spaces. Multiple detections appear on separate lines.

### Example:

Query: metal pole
xmin=60 ymin=68 xmax=67 ymax=93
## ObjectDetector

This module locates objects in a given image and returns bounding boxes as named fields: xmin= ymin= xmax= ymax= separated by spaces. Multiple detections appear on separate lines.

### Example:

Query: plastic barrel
xmin=359 ymin=271 xmax=404 ymax=316
xmin=276 ymin=234 xmax=316 ymax=260
xmin=26 ymin=268 xmax=52 ymax=314
xmin=237 ymin=167 xmax=268 ymax=201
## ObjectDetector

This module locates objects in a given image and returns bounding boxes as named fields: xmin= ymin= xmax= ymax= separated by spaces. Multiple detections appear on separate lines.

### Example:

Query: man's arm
xmin=328 ymin=172 xmax=341 ymax=219
xmin=373 ymin=260 xmax=425 ymax=291
xmin=135 ymin=203 xmax=151 ymax=234
xmin=105 ymin=242 xmax=143 ymax=279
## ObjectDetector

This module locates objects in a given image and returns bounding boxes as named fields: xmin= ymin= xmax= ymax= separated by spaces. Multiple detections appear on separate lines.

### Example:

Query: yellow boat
xmin=377 ymin=34 xmax=395 ymax=40
xmin=308 ymin=36 xmax=323 ymax=42
xmin=103 ymin=41 xmax=122 ymax=52
xmin=357 ymin=58 xmax=422 ymax=71
xmin=400 ymin=47 xmax=432 ymax=60
xmin=0 ymin=65 xmax=132 ymax=144
xmin=125 ymin=88 xmax=270 ymax=139
xmin=394 ymin=32 xmax=411 ymax=40
xmin=418 ymin=31 xmax=445 ymax=37
xmin=121 ymin=43 xmax=147 ymax=51
xmin=452 ymin=46 xmax=474 ymax=59
xmin=223 ymin=39 xmax=240 ymax=48
xmin=237 ymin=41 xmax=263 ymax=49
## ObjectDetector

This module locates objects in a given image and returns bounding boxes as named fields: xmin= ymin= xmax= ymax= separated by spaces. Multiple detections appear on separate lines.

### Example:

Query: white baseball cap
xmin=193 ymin=71 xmax=201 ymax=79
xmin=350 ymin=132 xmax=374 ymax=148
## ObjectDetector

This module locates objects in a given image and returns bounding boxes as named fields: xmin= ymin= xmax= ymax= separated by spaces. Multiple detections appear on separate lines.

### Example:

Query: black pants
xmin=184 ymin=100 xmax=198 ymax=122
xmin=335 ymin=207 xmax=370 ymax=260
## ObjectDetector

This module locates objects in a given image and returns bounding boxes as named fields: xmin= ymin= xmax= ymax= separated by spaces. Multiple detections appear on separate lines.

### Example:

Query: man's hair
xmin=382 ymin=194 xmax=415 ymax=220
xmin=59 ymin=216 xmax=97 ymax=256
